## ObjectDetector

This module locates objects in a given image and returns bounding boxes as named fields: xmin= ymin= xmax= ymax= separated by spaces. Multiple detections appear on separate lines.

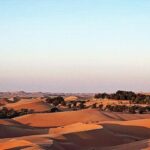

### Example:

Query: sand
xmin=49 ymin=122 xmax=102 ymax=135
xmin=102 ymin=139 xmax=150 ymax=150
xmin=0 ymin=139 xmax=35 ymax=150
xmin=4 ymin=98 xmax=50 ymax=112
xmin=13 ymin=109 xmax=119 ymax=127
xmin=1 ymin=105 xmax=150 ymax=149
xmin=0 ymin=123 xmax=47 ymax=138
xmin=14 ymin=109 xmax=150 ymax=127
xmin=64 ymin=96 xmax=78 ymax=102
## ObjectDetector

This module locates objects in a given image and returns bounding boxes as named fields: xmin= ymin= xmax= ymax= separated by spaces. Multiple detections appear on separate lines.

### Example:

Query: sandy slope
xmin=0 ymin=134 xmax=53 ymax=150
xmin=85 ymin=98 xmax=130 ymax=107
xmin=1 ymin=109 xmax=150 ymax=150
xmin=64 ymin=96 xmax=78 ymax=102
xmin=49 ymin=119 xmax=150 ymax=150
xmin=0 ymin=98 xmax=9 ymax=106
xmin=0 ymin=128 xmax=149 ymax=150
xmin=5 ymin=98 xmax=50 ymax=112
xmin=14 ymin=109 xmax=150 ymax=128
xmin=85 ymin=98 xmax=149 ymax=108
xmin=13 ymin=109 xmax=118 ymax=127
xmin=0 ymin=118 xmax=150 ymax=149
xmin=0 ymin=119 xmax=19 ymax=126
xmin=0 ymin=124 xmax=47 ymax=138
xmin=102 ymin=139 xmax=150 ymax=150
xmin=49 ymin=122 xmax=102 ymax=135
xmin=0 ymin=139 xmax=36 ymax=150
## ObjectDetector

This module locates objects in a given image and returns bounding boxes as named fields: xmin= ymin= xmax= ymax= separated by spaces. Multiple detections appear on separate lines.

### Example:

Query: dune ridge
xmin=5 ymin=98 xmax=50 ymax=112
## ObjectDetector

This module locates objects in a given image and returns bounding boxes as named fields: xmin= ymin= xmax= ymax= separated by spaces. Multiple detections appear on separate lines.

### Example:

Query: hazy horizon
xmin=0 ymin=0 xmax=150 ymax=92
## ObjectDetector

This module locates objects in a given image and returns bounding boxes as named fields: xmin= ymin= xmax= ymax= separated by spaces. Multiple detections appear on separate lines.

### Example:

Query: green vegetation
xmin=104 ymin=104 xmax=150 ymax=114
xmin=0 ymin=107 xmax=34 ymax=119
xmin=95 ymin=90 xmax=150 ymax=104
xmin=45 ymin=96 xmax=65 ymax=106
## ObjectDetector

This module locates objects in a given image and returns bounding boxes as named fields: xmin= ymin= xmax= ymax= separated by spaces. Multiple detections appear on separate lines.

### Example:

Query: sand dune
xmin=13 ymin=109 xmax=118 ymax=127
xmin=49 ymin=122 xmax=102 ymax=135
xmin=14 ymin=109 xmax=150 ymax=128
xmin=1 ymin=118 xmax=150 ymax=150
xmin=0 ymin=123 xmax=47 ymax=138
xmin=0 ymin=119 xmax=19 ymax=126
xmin=5 ymin=98 xmax=50 ymax=112
xmin=1 ymin=104 xmax=150 ymax=149
xmin=0 ymin=139 xmax=35 ymax=150
xmin=0 ymin=134 xmax=53 ymax=150
xmin=103 ymin=139 xmax=150 ymax=150
xmin=0 ymin=129 xmax=148 ymax=150
xmin=49 ymin=119 xmax=150 ymax=150
xmin=85 ymin=98 xmax=130 ymax=108
xmin=0 ymin=98 xmax=9 ymax=106
xmin=118 ymin=118 xmax=150 ymax=128
xmin=64 ymin=96 xmax=78 ymax=102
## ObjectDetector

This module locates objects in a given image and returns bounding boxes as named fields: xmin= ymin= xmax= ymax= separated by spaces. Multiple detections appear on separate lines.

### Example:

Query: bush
xmin=91 ymin=103 xmax=97 ymax=109
xmin=0 ymin=107 xmax=34 ymax=119
xmin=46 ymin=96 xmax=65 ymax=106
xmin=79 ymin=102 xmax=85 ymax=109
xmin=50 ymin=107 xmax=60 ymax=113
xmin=95 ymin=91 xmax=150 ymax=104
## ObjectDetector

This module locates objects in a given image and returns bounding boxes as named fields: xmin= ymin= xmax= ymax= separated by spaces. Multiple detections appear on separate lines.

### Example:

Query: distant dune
xmin=64 ymin=96 xmax=78 ymax=102
xmin=5 ymin=98 xmax=50 ymax=112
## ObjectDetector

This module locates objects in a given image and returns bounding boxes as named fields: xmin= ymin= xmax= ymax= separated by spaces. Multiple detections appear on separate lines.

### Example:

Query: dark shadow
xmin=0 ymin=124 xmax=48 ymax=139
xmin=7 ymin=146 xmax=32 ymax=150
xmin=51 ymin=123 xmax=150 ymax=150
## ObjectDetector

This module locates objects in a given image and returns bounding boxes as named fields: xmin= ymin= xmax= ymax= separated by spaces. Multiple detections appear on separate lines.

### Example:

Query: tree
xmin=7 ymin=108 xmax=18 ymax=118
xmin=79 ymin=102 xmax=85 ymax=109
xmin=99 ymin=104 xmax=103 ymax=110
xmin=128 ymin=106 xmax=136 ymax=114
xmin=46 ymin=96 xmax=65 ymax=106
xmin=50 ymin=107 xmax=60 ymax=113
xmin=138 ymin=107 xmax=146 ymax=114
xmin=91 ymin=103 xmax=97 ymax=109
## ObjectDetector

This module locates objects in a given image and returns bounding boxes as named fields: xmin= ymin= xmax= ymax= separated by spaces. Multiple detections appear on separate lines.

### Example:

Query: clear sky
xmin=0 ymin=0 xmax=150 ymax=92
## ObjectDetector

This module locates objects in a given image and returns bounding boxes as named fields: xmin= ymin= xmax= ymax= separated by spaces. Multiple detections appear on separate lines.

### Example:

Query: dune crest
xmin=5 ymin=98 xmax=50 ymax=112
xmin=49 ymin=122 xmax=102 ymax=135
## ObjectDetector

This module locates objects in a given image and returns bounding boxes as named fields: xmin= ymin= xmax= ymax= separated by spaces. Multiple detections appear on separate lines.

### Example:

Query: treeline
xmin=90 ymin=103 xmax=150 ymax=114
xmin=0 ymin=107 xmax=34 ymax=119
xmin=104 ymin=105 xmax=150 ymax=114
xmin=45 ymin=96 xmax=86 ymax=111
xmin=95 ymin=90 xmax=150 ymax=104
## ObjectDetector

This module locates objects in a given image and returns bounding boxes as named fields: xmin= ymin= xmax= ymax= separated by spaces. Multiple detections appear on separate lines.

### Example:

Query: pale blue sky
xmin=0 ymin=0 xmax=150 ymax=92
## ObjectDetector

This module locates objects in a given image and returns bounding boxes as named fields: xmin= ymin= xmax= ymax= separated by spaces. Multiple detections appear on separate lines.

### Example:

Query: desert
xmin=0 ymin=91 xmax=150 ymax=149
xmin=1 ymin=1 xmax=150 ymax=149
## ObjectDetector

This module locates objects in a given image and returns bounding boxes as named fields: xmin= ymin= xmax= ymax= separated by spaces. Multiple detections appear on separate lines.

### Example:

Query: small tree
xmin=79 ymin=102 xmax=85 ymax=109
xmin=50 ymin=107 xmax=60 ymax=113
xmin=91 ymin=103 xmax=97 ymax=109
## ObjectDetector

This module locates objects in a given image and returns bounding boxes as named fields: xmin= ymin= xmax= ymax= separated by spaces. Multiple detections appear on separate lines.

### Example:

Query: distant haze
xmin=0 ymin=1 xmax=150 ymax=92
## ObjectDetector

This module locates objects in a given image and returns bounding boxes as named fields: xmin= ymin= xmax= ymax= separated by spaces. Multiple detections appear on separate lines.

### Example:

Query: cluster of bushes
xmin=45 ymin=96 xmax=87 ymax=111
xmin=104 ymin=105 xmax=150 ymax=114
xmin=45 ymin=96 xmax=65 ymax=106
xmin=95 ymin=90 xmax=150 ymax=104
xmin=66 ymin=101 xmax=86 ymax=110
xmin=0 ymin=107 xmax=34 ymax=119
xmin=45 ymin=96 xmax=67 ymax=112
